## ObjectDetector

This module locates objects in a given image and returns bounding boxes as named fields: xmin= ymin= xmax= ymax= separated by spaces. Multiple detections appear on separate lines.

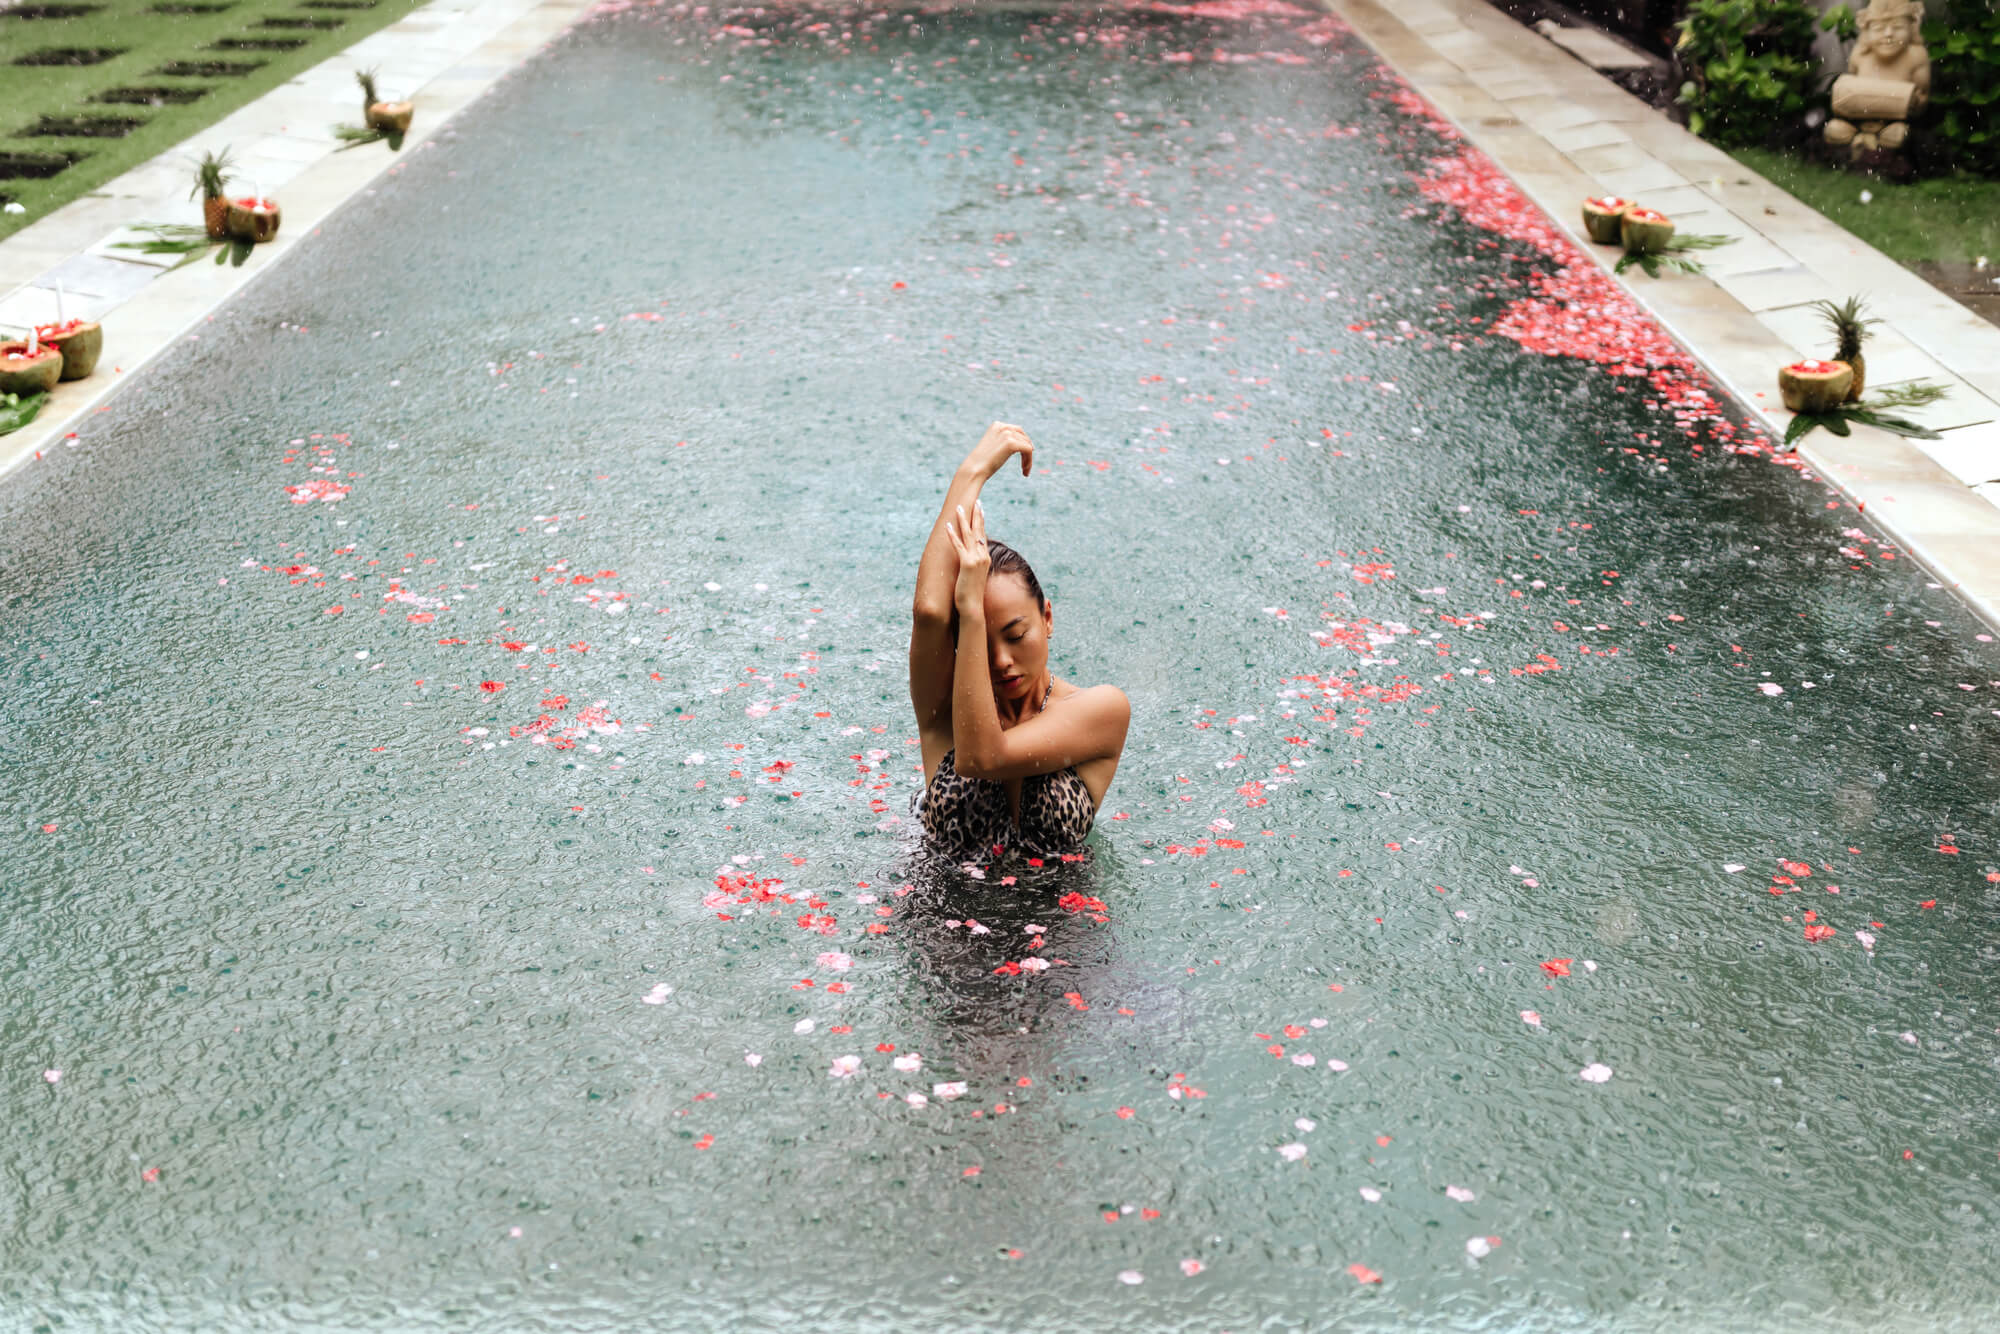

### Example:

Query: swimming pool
xmin=4 ymin=2 xmax=1999 ymax=1330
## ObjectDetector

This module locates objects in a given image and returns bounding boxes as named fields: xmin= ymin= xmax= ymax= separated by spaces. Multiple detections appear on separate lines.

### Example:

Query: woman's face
xmin=982 ymin=573 xmax=1052 ymax=703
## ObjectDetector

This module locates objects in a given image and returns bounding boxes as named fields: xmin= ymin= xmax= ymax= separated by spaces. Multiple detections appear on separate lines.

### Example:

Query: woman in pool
xmin=909 ymin=421 xmax=1131 ymax=864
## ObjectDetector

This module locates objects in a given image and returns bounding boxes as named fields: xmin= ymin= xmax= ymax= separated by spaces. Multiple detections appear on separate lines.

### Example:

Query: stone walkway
xmin=0 ymin=0 xmax=587 ymax=479
xmin=1325 ymin=0 xmax=2000 ymax=630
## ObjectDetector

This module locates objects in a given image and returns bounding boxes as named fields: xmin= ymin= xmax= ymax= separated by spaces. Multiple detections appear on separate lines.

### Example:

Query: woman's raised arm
xmin=909 ymin=423 xmax=1034 ymax=736
xmin=940 ymin=490 xmax=1128 ymax=781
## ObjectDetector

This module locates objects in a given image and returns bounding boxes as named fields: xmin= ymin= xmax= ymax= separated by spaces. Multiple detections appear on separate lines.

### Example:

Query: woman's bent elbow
xmin=912 ymin=600 xmax=952 ymax=627
xmin=953 ymin=750 xmax=999 ymax=780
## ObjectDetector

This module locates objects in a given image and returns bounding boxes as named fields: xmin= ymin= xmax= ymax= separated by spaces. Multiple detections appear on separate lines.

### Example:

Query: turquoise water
xmin=3 ymin=3 xmax=1999 ymax=1330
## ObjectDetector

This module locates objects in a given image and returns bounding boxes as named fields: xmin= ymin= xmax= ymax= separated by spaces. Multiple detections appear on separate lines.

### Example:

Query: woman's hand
xmin=966 ymin=421 xmax=1034 ymax=480
xmin=944 ymin=499 xmax=990 ymax=614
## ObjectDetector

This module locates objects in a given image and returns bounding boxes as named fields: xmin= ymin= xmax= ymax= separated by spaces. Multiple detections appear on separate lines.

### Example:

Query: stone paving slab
xmin=0 ymin=0 xmax=593 ymax=481
xmin=1881 ymin=378 xmax=1996 ymax=433
xmin=1921 ymin=422 xmax=2000 ymax=487
xmin=1322 ymin=0 xmax=2000 ymax=633
xmin=33 ymin=253 xmax=164 ymax=306
xmin=1544 ymin=25 xmax=1654 ymax=71
xmin=1710 ymin=264 xmax=1843 ymax=314
xmin=1594 ymin=159 xmax=1694 ymax=196
xmin=1544 ymin=121 xmax=1632 ymax=154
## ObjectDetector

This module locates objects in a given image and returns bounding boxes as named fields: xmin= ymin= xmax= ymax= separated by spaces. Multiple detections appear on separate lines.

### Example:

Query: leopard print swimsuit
xmin=915 ymin=680 xmax=1098 ymax=862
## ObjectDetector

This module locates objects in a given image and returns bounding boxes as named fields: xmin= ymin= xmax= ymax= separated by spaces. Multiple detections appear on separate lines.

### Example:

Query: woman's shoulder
xmin=1053 ymin=681 xmax=1130 ymax=719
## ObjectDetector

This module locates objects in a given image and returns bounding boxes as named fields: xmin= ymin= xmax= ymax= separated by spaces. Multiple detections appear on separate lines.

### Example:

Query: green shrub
xmin=1675 ymin=0 xmax=1824 ymax=147
xmin=1819 ymin=2 xmax=1859 ymax=43
xmin=1924 ymin=0 xmax=2000 ymax=177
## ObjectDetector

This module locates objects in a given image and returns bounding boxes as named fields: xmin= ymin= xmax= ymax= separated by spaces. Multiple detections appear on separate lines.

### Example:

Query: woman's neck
xmin=996 ymin=672 xmax=1050 ymax=728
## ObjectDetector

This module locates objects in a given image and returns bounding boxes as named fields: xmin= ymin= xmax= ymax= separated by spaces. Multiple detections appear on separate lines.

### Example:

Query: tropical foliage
xmin=1675 ymin=0 xmax=1823 ymax=147
xmin=1923 ymin=0 xmax=2000 ymax=177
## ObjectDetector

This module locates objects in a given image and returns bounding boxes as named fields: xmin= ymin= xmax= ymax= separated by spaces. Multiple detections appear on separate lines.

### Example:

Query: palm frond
xmin=111 ymin=223 xmax=221 ymax=267
xmin=112 ymin=237 xmax=210 ymax=256
xmin=105 ymin=221 xmax=237 ymax=270
xmin=334 ymin=123 xmax=403 ymax=152
xmin=1865 ymin=381 xmax=1949 ymax=410
xmin=111 ymin=221 xmax=210 ymax=249
xmin=1845 ymin=409 xmax=1942 ymax=440
xmin=0 ymin=390 xmax=46 ymax=436
xmin=1613 ymin=232 xmax=1735 ymax=278
xmin=1784 ymin=413 xmax=1823 ymax=448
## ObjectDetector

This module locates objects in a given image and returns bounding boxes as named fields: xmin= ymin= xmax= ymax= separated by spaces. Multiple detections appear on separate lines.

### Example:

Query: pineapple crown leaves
xmin=356 ymin=67 xmax=381 ymax=104
xmin=187 ymin=146 xmax=235 ymax=201
xmin=1809 ymin=295 xmax=1880 ymax=355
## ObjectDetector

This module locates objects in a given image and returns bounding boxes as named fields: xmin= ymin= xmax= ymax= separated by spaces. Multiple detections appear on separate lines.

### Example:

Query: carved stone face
xmin=1862 ymin=16 xmax=1911 ymax=57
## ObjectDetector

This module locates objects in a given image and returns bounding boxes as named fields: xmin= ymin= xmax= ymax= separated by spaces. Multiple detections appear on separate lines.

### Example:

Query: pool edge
xmin=1320 ymin=0 xmax=2000 ymax=636
xmin=0 ymin=0 xmax=595 ymax=490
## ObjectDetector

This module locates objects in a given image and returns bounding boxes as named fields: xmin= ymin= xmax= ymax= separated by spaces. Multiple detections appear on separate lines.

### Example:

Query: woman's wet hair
xmin=948 ymin=539 xmax=1047 ymax=642
xmin=986 ymin=539 xmax=1047 ymax=609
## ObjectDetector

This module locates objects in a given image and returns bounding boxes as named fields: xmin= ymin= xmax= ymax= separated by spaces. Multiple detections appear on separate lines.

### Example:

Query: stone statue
xmin=1825 ymin=0 xmax=1932 ymax=155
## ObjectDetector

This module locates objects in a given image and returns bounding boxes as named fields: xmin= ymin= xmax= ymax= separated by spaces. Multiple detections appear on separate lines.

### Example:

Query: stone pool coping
xmin=0 ymin=0 xmax=590 ymax=483
xmin=1323 ymin=0 xmax=2000 ymax=633
xmin=3 ymin=0 xmax=1997 ymax=631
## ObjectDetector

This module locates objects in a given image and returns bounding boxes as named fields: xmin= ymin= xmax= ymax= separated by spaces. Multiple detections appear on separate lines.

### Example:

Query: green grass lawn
xmin=1731 ymin=146 xmax=2000 ymax=267
xmin=0 ymin=0 xmax=430 ymax=243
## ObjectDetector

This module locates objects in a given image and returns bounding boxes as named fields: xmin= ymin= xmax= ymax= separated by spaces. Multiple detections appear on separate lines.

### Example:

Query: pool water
xmin=4 ymin=3 xmax=1999 ymax=1330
